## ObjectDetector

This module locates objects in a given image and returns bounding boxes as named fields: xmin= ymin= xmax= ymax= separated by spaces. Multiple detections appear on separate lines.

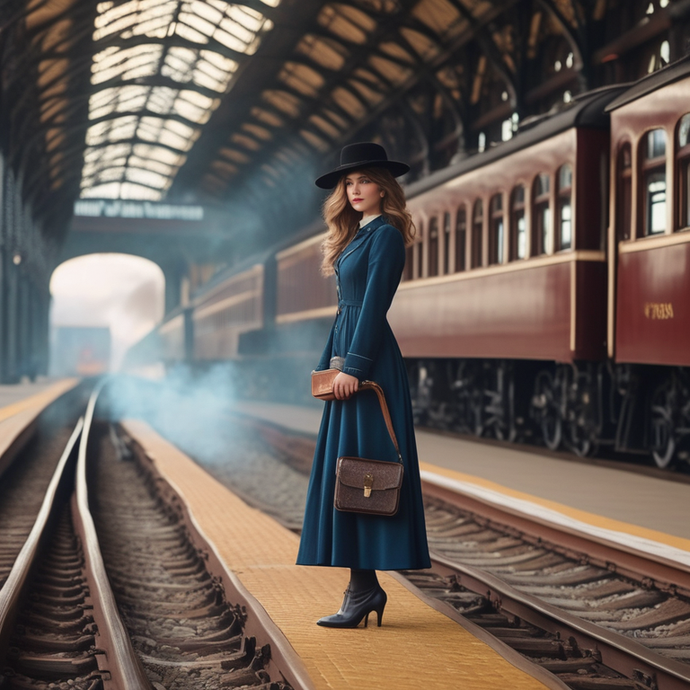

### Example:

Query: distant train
xmin=51 ymin=326 xmax=111 ymax=377
xmin=128 ymin=56 xmax=690 ymax=470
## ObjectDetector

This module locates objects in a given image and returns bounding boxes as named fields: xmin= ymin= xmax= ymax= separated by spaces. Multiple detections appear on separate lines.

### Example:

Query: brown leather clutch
xmin=311 ymin=368 xmax=339 ymax=400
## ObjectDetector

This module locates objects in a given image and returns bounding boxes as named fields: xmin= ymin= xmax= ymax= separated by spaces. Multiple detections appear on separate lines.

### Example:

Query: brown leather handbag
xmin=333 ymin=381 xmax=404 ymax=517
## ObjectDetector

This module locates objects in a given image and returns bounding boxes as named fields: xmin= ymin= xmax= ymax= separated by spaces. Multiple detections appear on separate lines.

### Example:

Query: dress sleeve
xmin=342 ymin=225 xmax=405 ymax=379
xmin=314 ymin=319 xmax=335 ymax=371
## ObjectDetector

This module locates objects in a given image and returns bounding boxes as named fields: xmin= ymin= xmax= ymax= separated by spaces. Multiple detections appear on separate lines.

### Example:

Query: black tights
xmin=349 ymin=568 xmax=379 ymax=593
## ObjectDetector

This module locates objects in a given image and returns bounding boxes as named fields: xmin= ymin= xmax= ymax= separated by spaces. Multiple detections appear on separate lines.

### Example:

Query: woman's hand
xmin=333 ymin=372 xmax=359 ymax=400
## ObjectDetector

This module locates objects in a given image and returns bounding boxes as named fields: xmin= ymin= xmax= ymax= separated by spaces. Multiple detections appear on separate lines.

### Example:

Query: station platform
xmin=0 ymin=378 xmax=78 ymax=419
xmin=123 ymin=418 xmax=559 ymax=690
xmin=0 ymin=378 xmax=79 ymax=476
xmin=230 ymin=400 xmax=690 ymax=571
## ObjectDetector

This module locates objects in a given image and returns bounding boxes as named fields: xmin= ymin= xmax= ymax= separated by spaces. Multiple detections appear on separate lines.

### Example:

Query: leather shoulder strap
xmin=358 ymin=380 xmax=403 ymax=463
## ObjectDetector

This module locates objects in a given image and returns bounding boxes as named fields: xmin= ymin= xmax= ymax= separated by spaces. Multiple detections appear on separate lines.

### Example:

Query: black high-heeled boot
xmin=317 ymin=570 xmax=387 ymax=628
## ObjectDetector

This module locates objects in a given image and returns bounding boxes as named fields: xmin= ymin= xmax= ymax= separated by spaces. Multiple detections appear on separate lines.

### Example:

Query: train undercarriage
xmin=406 ymin=358 xmax=690 ymax=470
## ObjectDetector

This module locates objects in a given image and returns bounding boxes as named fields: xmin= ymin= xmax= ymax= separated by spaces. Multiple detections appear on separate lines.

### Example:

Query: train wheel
xmin=567 ymin=423 xmax=592 ymax=457
xmin=650 ymin=382 xmax=676 ymax=469
xmin=533 ymin=371 xmax=561 ymax=451
xmin=493 ymin=370 xmax=516 ymax=443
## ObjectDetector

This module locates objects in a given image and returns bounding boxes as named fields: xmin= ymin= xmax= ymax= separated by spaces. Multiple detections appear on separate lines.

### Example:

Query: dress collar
xmin=359 ymin=213 xmax=382 ymax=229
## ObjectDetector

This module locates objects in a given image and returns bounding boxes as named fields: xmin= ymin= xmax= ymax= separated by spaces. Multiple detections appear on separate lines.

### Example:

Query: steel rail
xmin=0 ymin=418 xmax=83 ymax=650
xmin=72 ymin=382 xmax=154 ymax=690
xmin=421 ymin=479 xmax=690 ymax=596
xmin=122 ymin=423 xmax=317 ymax=690
xmin=431 ymin=553 xmax=690 ymax=690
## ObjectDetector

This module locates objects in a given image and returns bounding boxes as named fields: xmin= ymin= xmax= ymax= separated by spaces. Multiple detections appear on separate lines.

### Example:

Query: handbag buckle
xmin=363 ymin=473 xmax=374 ymax=498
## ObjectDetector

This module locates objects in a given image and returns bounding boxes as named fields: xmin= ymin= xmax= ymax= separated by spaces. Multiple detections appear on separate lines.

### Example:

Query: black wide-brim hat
xmin=315 ymin=142 xmax=410 ymax=189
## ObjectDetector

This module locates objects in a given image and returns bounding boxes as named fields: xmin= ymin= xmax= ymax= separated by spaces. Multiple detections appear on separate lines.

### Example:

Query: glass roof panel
xmin=296 ymin=35 xmax=347 ymax=70
xmin=318 ymin=7 xmax=365 ymax=44
xmin=133 ymin=144 xmax=187 ymax=165
xmin=125 ymin=167 xmax=171 ymax=188
xmin=309 ymin=114 xmax=341 ymax=138
xmin=331 ymin=86 xmax=367 ymax=118
xmin=231 ymin=133 xmax=261 ymax=151
xmin=129 ymin=155 xmax=177 ymax=176
xmin=211 ymin=159 xmax=238 ymax=177
xmin=262 ymin=90 xmax=301 ymax=117
xmin=86 ymin=116 xmax=139 ymax=145
xmin=412 ymin=0 xmax=462 ymax=37
xmin=91 ymin=45 xmax=163 ymax=84
xmin=242 ymin=123 xmax=272 ymax=140
xmin=279 ymin=62 xmax=325 ymax=98
xmin=220 ymin=147 xmax=250 ymax=163
xmin=81 ymin=0 xmax=275 ymax=199
xmin=84 ymin=143 xmax=133 ymax=164
xmin=250 ymin=107 xmax=283 ymax=127
xmin=300 ymin=129 xmax=329 ymax=151
xmin=400 ymin=27 xmax=441 ymax=61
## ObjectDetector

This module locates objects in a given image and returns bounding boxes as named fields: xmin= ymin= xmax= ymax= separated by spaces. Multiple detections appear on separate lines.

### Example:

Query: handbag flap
xmin=336 ymin=456 xmax=403 ymax=491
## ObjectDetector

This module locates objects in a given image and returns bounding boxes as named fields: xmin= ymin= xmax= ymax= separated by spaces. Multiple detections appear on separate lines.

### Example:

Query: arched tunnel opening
xmin=49 ymin=254 xmax=165 ymax=376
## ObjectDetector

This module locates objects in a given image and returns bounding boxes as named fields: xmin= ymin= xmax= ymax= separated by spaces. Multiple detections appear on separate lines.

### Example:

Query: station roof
xmin=3 ymin=0 xmax=682 ymax=227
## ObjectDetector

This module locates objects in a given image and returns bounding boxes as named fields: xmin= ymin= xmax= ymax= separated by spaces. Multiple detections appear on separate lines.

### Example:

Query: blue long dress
xmin=296 ymin=216 xmax=431 ymax=570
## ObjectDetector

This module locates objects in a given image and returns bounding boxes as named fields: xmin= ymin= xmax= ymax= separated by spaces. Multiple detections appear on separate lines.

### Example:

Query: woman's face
xmin=345 ymin=171 xmax=383 ymax=216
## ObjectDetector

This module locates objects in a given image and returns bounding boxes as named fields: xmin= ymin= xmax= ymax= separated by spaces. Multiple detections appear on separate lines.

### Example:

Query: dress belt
xmin=338 ymin=299 xmax=363 ymax=308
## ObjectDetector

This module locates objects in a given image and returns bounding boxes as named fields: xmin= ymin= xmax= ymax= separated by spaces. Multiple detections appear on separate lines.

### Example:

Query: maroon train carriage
xmin=193 ymin=263 xmax=266 ymax=361
xmin=608 ymin=56 xmax=690 ymax=468
xmin=275 ymin=235 xmax=336 ymax=329
xmin=158 ymin=311 xmax=187 ymax=364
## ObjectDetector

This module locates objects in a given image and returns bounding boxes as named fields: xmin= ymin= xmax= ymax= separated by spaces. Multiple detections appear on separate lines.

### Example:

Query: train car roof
xmin=405 ymin=85 xmax=626 ymax=200
xmin=605 ymin=55 xmax=690 ymax=112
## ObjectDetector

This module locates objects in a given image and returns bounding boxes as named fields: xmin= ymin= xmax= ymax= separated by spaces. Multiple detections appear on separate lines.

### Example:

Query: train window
xmin=678 ymin=114 xmax=690 ymax=229
xmin=455 ymin=206 xmax=466 ymax=272
xmin=532 ymin=173 xmax=550 ymax=255
xmin=557 ymin=164 xmax=573 ymax=250
xmin=618 ymin=144 xmax=632 ymax=240
xmin=403 ymin=242 xmax=413 ymax=281
xmin=489 ymin=194 xmax=504 ymax=265
xmin=416 ymin=221 xmax=424 ymax=278
xmin=428 ymin=216 xmax=439 ymax=277
xmin=471 ymin=199 xmax=483 ymax=268
xmin=443 ymin=212 xmax=451 ymax=274
xmin=642 ymin=128 xmax=666 ymax=235
xmin=511 ymin=186 xmax=526 ymax=260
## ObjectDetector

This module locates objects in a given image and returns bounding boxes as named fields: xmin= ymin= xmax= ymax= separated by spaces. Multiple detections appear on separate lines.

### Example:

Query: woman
xmin=296 ymin=142 xmax=431 ymax=628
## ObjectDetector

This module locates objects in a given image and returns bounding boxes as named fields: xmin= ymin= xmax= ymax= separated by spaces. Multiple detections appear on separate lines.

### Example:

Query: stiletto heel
xmin=375 ymin=607 xmax=384 ymax=627
xmin=317 ymin=585 xmax=387 ymax=628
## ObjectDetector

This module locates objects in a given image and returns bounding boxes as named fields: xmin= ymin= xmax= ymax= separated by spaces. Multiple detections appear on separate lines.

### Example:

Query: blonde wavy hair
xmin=320 ymin=167 xmax=415 ymax=276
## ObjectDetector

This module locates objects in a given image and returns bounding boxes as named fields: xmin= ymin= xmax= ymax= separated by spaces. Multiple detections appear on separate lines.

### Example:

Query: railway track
xmin=0 ymin=384 xmax=309 ymax=690
xmin=224 ymin=412 xmax=690 ymax=690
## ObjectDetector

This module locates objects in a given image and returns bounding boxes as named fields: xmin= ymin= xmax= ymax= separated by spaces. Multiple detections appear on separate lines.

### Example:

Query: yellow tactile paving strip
xmin=420 ymin=461 xmax=690 ymax=554
xmin=0 ymin=379 xmax=79 ymax=424
xmin=123 ymin=419 xmax=550 ymax=690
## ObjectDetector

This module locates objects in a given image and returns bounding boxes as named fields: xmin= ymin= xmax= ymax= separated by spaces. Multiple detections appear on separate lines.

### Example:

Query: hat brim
xmin=315 ymin=160 xmax=410 ymax=189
